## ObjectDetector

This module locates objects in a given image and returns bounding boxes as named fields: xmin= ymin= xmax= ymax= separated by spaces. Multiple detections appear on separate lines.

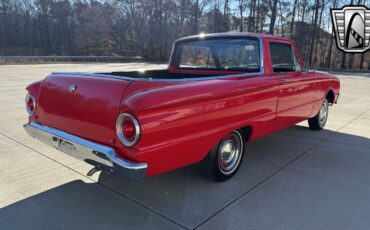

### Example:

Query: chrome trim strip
xmin=52 ymin=35 xmax=264 ymax=82
xmin=259 ymin=36 xmax=264 ymax=74
xmin=51 ymin=72 xmax=135 ymax=81
xmin=116 ymin=113 xmax=141 ymax=147
xmin=52 ymin=71 xmax=264 ymax=82
xmin=25 ymin=94 xmax=36 ymax=116
xmin=24 ymin=122 xmax=147 ymax=181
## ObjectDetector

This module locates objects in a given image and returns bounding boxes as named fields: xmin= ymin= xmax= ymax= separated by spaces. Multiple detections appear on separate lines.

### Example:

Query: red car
xmin=24 ymin=33 xmax=340 ymax=182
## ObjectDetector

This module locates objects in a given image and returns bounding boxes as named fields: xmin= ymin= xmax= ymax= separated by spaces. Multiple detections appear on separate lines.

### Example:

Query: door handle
xmin=279 ymin=78 xmax=287 ymax=84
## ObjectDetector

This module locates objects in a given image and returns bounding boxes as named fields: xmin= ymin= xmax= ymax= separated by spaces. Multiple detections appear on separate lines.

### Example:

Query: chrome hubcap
xmin=218 ymin=132 xmax=243 ymax=175
xmin=319 ymin=101 xmax=328 ymax=125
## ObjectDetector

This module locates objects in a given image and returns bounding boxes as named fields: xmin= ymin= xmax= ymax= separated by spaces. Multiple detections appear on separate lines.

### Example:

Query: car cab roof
xmin=175 ymin=32 xmax=292 ymax=43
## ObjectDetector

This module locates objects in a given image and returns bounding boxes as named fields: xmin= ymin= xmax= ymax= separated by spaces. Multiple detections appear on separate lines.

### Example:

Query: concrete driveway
xmin=0 ymin=64 xmax=369 ymax=230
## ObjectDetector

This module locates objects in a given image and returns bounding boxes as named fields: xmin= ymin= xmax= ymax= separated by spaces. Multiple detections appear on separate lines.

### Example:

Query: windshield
xmin=174 ymin=38 xmax=260 ymax=72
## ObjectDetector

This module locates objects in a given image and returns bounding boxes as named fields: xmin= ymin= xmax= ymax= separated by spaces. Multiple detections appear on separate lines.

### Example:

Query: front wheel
xmin=308 ymin=98 xmax=329 ymax=130
xmin=202 ymin=130 xmax=245 ymax=182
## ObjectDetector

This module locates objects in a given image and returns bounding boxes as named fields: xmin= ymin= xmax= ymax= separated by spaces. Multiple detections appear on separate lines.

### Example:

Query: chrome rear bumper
xmin=23 ymin=122 xmax=147 ymax=181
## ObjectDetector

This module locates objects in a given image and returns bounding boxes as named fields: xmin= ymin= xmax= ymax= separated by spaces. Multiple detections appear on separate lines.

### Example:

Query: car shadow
xmin=1 ymin=125 xmax=369 ymax=229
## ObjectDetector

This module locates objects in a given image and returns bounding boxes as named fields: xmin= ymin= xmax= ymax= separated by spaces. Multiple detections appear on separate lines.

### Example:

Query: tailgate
xmin=35 ymin=73 xmax=132 ymax=145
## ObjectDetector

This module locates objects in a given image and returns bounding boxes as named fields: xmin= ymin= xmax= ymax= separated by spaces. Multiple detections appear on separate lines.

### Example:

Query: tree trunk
xmin=359 ymin=53 xmax=365 ymax=69
xmin=223 ymin=0 xmax=229 ymax=31
xmin=269 ymin=0 xmax=278 ymax=34
xmin=252 ymin=0 xmax=256 ymax=32
xmin=213 ymin=4 xmax=217 ymax=32
xmin=340 ymin=52 xmax=346 ymax=69
xmin=239 ymin=0 xmax=244 ymax=32
xmin=290 ymin=0 xmax=298 ymax=38
xmin=248 ymin=0 xmax=256 ymax=31
xmin=308 ymin=0 xmax=320 ymax=67
xmin=255 ymin=0 xmax=260 ymax=32
xmin=327 ymin=0 xmax=338 ymax=69
xmin=313 ymin=0 xmax=325 ymax=67
xmin=194 ymin=0 xmax=199 ymax=34
xmin=301 ymin=0 xmax=306 ymax=23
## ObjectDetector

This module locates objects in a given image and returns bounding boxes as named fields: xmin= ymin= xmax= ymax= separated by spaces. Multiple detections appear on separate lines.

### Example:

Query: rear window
xmin=269 ymin=43 xmax=294 ymax=72
xmin=175 ymin=38 xmax=260 ymax=72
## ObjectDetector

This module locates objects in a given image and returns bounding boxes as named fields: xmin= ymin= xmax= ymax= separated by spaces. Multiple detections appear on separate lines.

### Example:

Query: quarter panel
xmin=309 ymin=71 xmax=341 ymax=117
xmin=117 ymin=76 xmax=279 ymax=175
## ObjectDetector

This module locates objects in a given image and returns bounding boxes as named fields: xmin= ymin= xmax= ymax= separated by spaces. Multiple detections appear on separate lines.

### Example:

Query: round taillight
xmin=122 ymin=119 xmax=136 ymax=141
xmin=116 ymin=113 xmax=140 ymax=146
xmin=25 ymin=94 xmax=36 ymax=115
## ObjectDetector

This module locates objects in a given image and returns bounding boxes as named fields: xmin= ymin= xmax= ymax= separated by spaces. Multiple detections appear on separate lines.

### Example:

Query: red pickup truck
xmin=24 ymin=33 xmax=340 ymax=182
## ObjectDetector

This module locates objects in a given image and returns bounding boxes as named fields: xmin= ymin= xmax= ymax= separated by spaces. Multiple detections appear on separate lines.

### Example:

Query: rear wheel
xmin=308 ymin=98 xmax=329 ymax=130
xmin=202 ymin=130 xmax=245 ymax=181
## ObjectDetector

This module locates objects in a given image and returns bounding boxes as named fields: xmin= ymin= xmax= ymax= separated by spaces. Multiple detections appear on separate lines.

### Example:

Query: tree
xmin=75 ymin=1 xmax=116 ymax=55
xmin=308 ymin=0 xmax=320 ymax=66
xmin=290 ymin=0 xmax=298 ymax=38
xmin=327 ymin=0 xmax=337 ymax=68
xmin=268 ymin=0 xmax=278 ymax=34
xmin=238 ymin=0 xmax=244 ymax=31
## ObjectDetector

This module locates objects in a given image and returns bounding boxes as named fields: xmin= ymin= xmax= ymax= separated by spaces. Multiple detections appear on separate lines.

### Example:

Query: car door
xmin=269 ymin=41 xmax=315 ymax=130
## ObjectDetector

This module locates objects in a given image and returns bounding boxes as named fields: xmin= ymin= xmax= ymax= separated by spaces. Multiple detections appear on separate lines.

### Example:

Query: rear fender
xmin=26 ymin=80 xmax=42 ymax=100
xmin=116 ymin=77 xmax=278 ymax=176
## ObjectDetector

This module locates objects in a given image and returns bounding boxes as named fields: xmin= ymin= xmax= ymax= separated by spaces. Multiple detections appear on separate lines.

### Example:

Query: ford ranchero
xmin=24 ymin=33 xmax=340 ymax=182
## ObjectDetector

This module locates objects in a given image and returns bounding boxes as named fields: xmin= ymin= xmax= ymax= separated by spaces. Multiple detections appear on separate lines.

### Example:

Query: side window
xmin=293 ymin=51 xmax=302 ymax=72
xmin=269 ymin=42 xmax=294 ymax=73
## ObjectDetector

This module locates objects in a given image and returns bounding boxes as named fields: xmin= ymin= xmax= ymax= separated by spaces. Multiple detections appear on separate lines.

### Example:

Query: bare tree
xmin=308 ymin=0 xmax=320 ymax=66
xmin=327 ymin=0 xmax=337 ymax=68
xmin=268 ymin=0 xmax=278 ymax=34
xmin=290 ymin=0 xmax=298 ymax=38
xmin=239 ymin=0 xmax=244 ymax=31
xmin=223 ymin=0 xmax=229 ymax=31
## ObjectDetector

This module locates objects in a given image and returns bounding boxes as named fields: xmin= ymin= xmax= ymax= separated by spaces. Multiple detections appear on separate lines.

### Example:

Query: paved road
xmin=0 ymin=64 xmax=369 ymax=230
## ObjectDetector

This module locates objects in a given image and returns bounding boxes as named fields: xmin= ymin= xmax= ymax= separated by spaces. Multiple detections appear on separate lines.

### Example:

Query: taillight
xmin=116 ymin=113 xmax=140 ymax=146
xmin=25 ymin=94 xmax=36 ymax=116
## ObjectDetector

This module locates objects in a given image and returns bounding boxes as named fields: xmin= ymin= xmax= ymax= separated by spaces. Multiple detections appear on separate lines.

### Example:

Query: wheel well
xmin=326 ymin=90 xmax=335 ymax=104
xmin=239 ymin=126 xmax=252 ymax=142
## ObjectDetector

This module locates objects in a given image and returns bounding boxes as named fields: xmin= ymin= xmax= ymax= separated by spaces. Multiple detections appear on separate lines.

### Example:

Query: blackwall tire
xmin=308 ymin=99 xmax=329 ymax=130
xmin=202 ymin=130 xmax=245 ymax=182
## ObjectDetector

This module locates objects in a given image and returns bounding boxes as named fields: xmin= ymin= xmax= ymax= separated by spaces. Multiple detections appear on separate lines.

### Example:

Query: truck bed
xmin=102 ymin=69 xmax=225 ymax=79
